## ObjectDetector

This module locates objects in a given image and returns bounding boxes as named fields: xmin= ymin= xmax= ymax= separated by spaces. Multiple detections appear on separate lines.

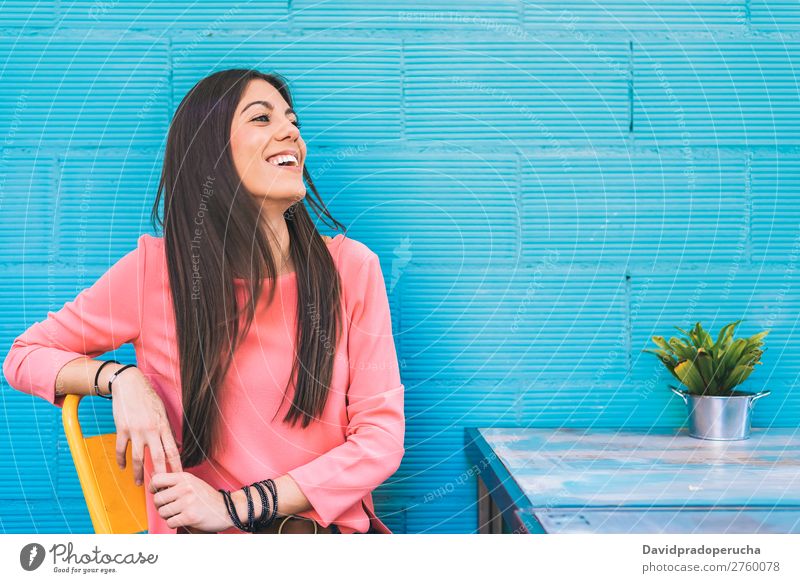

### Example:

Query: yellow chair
xmin=62 ymin=394 xmax=148 ymax=534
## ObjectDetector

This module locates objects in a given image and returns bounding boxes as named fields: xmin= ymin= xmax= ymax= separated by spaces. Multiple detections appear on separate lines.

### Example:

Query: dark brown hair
xmin=151 ymin=68 xmax=347 ymax=468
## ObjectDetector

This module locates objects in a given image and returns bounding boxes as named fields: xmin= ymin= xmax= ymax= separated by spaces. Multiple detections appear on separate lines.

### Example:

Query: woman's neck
xmin=260 ymin=213 xmax=293 ymax=275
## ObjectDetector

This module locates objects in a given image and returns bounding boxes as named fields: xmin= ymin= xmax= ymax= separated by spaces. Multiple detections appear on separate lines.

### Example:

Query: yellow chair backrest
xmin=62 ymin=394 xmax=148 ymax=534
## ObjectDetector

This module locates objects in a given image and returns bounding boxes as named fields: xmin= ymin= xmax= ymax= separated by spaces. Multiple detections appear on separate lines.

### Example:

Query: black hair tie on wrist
xmin=105 ymin=363 xmax=136 ymax=399
xmin=94 ymin=360 xmax=120 ymax=399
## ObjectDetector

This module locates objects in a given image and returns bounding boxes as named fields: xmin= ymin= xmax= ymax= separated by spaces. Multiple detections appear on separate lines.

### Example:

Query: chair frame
xmin=62 ymin=394 xmax=148 ymax=534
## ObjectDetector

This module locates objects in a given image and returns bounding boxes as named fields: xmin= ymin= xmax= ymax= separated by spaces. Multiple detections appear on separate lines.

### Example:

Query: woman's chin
xmin=251 ymin=188 xmax=306 ymax=201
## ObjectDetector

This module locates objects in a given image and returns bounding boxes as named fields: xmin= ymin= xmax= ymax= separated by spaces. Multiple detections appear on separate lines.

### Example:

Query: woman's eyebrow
xmin=241 ymin=100 xmax=296 ymax=116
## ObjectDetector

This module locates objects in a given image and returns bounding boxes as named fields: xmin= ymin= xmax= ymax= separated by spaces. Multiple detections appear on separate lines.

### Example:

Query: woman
xmin=3 ymin=69 xmax=405 ymax=534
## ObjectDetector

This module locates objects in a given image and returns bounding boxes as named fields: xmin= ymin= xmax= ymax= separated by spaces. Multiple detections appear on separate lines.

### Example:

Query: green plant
xmin=643 ymin=320 xmax=769 ymax=396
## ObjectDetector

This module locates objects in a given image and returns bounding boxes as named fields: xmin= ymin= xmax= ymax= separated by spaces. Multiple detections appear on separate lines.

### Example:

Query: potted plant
xmin=644 ymin=320 xmax=771 ymax=440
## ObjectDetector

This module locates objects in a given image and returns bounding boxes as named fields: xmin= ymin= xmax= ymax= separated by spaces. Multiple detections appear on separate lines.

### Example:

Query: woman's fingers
xmin=147 ymin=435 xmax=167 ymax=477
xmin=108 ymin=372 xmax=181 ymax=487
xmin=131 ymin=437 xmax=144 ymax=486
xmin=165 ymin=513 xmax=186 ymax=529
xmin=155 ymin=498 xmax=182 ymax=519
xmin=161 ymin=429 xmax=183 ymax=473
xmin=115 ymin=430 xmax=129 ymax=470
xmin=149 ymin=470 xmax=183 ymax=493
xmin=152 ymin=484 xmax=180 ymax=508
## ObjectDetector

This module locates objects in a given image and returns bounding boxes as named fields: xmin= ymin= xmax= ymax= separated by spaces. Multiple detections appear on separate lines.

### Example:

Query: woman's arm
xmin=229 ymin=474 xmax=310 ymax=519
xmin=54 ymin=356 xmax=128 ymax=399
xmin=3 ymin=235 xmax=146 ymax=407
xmin=151 ymin=472 xmax=311 ymax=532
xmin=285 ymin=251 xmax=405 ymax=526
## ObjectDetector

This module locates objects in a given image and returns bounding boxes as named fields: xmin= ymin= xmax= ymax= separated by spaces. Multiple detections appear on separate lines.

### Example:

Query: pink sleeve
xmin=287 ymin=252 xmax=405 ymax=526
xmin=2 ymin=235 xmax=147 ymax=409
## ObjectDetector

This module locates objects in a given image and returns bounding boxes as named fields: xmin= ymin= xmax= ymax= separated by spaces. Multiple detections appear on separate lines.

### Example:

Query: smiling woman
xmin=155 ymin=69 xmax=348 ymax=475
xmin=230 ymin=81 xmax=307 ymax=222
xmin=3 ymin=69 xmax=405 ymax=536
xmin=227 ymin=77 xmax=309 ymax=277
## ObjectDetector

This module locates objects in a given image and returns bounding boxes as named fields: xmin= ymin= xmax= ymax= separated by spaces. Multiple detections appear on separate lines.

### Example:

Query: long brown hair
xmin=150 ymin=69 xmax=347 ymax=468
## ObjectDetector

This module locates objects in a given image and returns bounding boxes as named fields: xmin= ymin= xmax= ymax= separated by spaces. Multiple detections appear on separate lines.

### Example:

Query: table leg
xmin=478 ymin=476 xmax=490 ymax=533
xmin=477 ymin=475 xmax=505 ymax=533
xmin=489 ymin=496 xmax=504 ymax=533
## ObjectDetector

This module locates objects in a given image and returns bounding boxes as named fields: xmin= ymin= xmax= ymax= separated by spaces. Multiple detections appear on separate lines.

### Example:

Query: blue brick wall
xmin=1 ymin=1 xmax=799 ymax=534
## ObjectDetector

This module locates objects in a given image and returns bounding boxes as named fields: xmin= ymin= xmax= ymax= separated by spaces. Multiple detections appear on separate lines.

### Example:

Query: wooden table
xmin=464 ymin=427 xmax=800 ymax=534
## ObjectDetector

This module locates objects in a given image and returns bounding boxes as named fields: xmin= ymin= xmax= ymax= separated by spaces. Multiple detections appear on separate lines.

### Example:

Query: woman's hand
xmin=111 ymin=367 xmax=182 ymax=485
xmin=150 ymin=471 xmax=232 ymax=533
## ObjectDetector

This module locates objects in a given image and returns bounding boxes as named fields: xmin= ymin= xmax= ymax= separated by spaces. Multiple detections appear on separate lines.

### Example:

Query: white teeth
xmin=267 ymin=153 xmax=299 ymax=166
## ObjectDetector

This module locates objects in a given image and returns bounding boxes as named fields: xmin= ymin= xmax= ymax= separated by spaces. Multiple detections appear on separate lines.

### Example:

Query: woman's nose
xmin=277 ymin=118 xmax=300 ymax=140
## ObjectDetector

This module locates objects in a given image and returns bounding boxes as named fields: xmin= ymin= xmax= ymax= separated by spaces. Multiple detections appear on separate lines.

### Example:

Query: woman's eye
xmin=251 ymin=114 xmax=302 ymax=129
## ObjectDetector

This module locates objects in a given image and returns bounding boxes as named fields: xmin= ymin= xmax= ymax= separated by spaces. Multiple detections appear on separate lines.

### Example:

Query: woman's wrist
xmin=95 ymin=361 xmax=122 ymax=396
xmin=98 ymin=362 xmax=136 ymax=396
xmin=230 ymin=486 xmax=271 ymax=528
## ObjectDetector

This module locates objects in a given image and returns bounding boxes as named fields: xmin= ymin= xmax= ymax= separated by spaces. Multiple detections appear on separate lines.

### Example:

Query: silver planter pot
xmin=670 ymin=387 xmax=771 ymax=440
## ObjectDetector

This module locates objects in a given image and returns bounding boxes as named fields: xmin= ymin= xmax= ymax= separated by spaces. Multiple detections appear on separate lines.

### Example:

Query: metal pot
xmin=670 ymin=387 xmax=771 ymax=440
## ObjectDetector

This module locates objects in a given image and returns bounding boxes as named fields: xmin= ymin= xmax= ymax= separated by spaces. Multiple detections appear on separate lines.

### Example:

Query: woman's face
xmin=230 ymin=78 xmax=306 ymax=206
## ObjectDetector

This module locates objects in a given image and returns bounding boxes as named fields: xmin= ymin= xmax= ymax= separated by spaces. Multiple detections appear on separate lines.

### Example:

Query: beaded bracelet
xmin=261 ymin=479 xmax=279 ymax=527
xmin=253 ymin=480 xmax=278 ymax=530
xmin=243 ymin=485 xmax=255 ymax=532
xmin=251 ymin=481 xmax=271 ymax=530
xmin=218 ymin=479 xmax=279 ymax=533
xmin=218 ymin=489 xmax=247 ymax=531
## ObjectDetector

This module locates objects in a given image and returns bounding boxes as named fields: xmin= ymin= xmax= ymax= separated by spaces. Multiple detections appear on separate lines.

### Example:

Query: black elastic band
xmin=93 ymin=360 xmax=120 ymax=399
xmin=105 ymin=363 xmax=136 ymax=398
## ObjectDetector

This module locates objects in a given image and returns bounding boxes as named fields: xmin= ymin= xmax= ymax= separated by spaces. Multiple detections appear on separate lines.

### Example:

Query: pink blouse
xmin=3 ymin=233 xmax=405 ymax=534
